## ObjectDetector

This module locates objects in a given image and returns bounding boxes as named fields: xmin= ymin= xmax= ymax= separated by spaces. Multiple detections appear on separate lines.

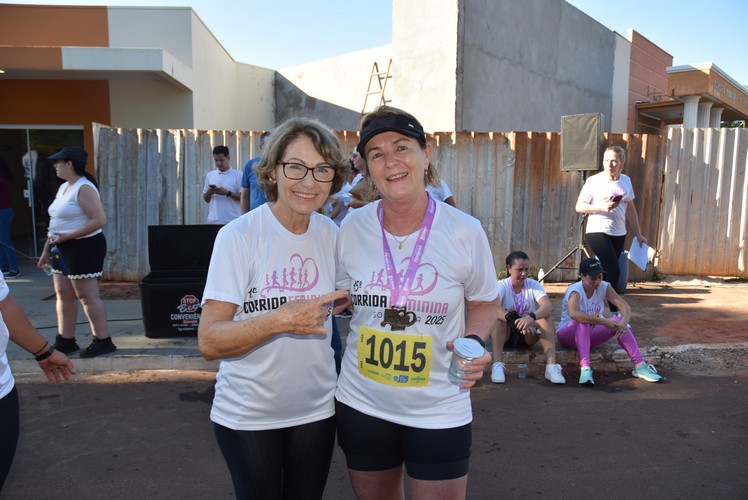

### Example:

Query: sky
xmin=4 ymin=0 xmax=747 ymax=86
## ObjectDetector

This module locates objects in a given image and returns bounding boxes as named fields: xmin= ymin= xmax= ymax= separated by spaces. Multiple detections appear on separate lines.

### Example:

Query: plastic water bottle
xmin=517 ymin=363 xmax=527 ymax=379
xmin=537 ymin=268 xmax=545 ymax=281
xmin=42 ymin=264 xmax=54 ymax=276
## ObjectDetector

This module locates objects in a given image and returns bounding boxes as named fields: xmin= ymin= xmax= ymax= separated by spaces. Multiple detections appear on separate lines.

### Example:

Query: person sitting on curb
xmin=556 ymin=258 xmax=661 ymax=385
xmin=490 ymin=251 xmax=565 ymax=384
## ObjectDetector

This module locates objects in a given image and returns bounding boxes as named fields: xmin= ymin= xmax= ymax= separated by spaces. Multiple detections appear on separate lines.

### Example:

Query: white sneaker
xmin=491 ymin=362 xmax=506 ymax=384
xmin=544 ymin=364 xmax=566 ymax=384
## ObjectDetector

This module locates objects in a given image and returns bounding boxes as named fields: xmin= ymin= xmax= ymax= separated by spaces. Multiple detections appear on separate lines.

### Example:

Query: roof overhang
xmin=666 ymin=62 xmax=748 ymax=120
xmin=0 ymin=46 xmax=193 ymax=91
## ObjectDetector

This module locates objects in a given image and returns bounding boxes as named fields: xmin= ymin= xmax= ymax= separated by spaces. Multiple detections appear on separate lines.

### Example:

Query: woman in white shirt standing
xmin=575 ymin=145 xmax=647 ymax=311
xmin=37 ymin=147 xmax=114 ymax=358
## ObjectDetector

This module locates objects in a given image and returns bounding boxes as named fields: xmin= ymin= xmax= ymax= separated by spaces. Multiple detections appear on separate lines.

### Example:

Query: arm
xmin=450 ymin=297 xmax=499 ymax=389
xmin=576 ymin=197 xmax=616 ymax=214
xmin=625 ymin=202 xmax=647 ymax=246
xmin=605 ymin=286 xmax=631 ymax=337
xmin=2 ymin=295 xmax=75 ymax=382
xmin=51 ymin=185 xmax=106 ymax=243
xmin=198 ymin=290 xmax=349 ymax=361
xmin=514 ymin=295 xmax=552 ymax=332
xmin=443 ymin=196 xmax=457 ymax=207
xmin=240 ymin=187 xmax=250 ymax=214
xmin=568 ymin=291 xmax=619 ymax=330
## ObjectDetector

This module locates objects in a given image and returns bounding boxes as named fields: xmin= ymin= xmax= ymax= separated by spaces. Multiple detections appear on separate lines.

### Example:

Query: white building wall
xmin=106 ymin=6 xmax=274 ymax=130
xmin=610 ymin=31 xmax=632 ymax=133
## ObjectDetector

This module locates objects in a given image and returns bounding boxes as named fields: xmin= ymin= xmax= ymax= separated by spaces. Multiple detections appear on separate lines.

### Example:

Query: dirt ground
xmin=97 ymin=278 xmax=748 ymax=347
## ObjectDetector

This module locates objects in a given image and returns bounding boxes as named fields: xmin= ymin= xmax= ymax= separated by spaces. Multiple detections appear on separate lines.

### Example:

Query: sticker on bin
xmin=170 ymin=295 xmax=202 ymax=332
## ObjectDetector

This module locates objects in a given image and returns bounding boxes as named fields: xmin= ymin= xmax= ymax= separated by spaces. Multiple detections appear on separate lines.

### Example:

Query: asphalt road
xmin=2 ymin=368 xmax=747 ymax=499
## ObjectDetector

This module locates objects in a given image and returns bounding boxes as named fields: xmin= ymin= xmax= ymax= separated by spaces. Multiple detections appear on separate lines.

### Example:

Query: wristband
xmin=226 ymin=191 xmax=231 ymax=197
xmin=32 ymin=341 xmax=49 ymax=356
xmin=35 ymin=345 xmax=56 ymax=362
xmin=464 ymin=334 xmax=485 ymax=348
xmin=529 ymin=312 xmax=537 ymax=320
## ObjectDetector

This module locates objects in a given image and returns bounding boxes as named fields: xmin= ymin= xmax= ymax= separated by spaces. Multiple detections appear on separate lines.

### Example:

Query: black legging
xmin=0 ymin=386 xmax=20 ymax=492
xmin=586 ymin=232 xmax=626 ymax=311
xmin=214 ymin=416 xmax=336 ymax=500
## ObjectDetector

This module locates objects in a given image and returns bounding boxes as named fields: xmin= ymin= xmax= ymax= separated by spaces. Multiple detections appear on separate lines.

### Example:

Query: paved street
xmin=3 ymin=368 xmax=747 ymax=499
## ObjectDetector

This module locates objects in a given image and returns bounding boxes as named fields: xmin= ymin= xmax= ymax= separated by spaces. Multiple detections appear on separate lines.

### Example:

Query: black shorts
xmin=53 ymin=232 xmax=107 ymax=279
xmin=335 ymin=399 xmax=471 ymax=480
xmin=506 ymin=330 xmax=534 ymax=349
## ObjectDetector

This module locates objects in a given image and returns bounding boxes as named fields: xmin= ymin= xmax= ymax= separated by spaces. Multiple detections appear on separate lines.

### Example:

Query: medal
xmin=381 ymin=307 xmax=418 ymax=330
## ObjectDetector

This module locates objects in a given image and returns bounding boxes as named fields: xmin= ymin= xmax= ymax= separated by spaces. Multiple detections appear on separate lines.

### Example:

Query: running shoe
xmin=632 ymin=363 xmax=662 ymax=382
xmin=579 ymin=366 xmax=594 ymax=385
xmin=545 ymin=363 xmax=566 ymax=384
xmin=491 ymin=362 xmax=506 ymax=384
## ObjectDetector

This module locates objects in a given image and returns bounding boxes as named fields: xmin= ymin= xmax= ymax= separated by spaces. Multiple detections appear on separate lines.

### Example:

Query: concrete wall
xmin=392 ymin=0 xmax=459 ymax=133
xmin=275 ymin=46 xmax=391 ymax=131
xmin=458 ymin=0 xmax=615 ymax=132
xmin=611 ymin=32 xmax=632 ymax=133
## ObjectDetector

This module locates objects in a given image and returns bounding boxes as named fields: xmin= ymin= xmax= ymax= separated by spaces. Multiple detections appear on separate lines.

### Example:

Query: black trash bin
xmin=139 ymin=224 xmax=221 ymax=338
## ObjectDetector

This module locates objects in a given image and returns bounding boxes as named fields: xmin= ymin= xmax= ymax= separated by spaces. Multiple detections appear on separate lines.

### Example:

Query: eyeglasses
xmin=280 ymin=162 xmax=336 ymax=183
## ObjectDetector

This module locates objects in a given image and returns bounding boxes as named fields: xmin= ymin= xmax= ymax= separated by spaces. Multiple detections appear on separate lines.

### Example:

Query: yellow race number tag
xmin=358 ymin=327 xmax=432 ymax=387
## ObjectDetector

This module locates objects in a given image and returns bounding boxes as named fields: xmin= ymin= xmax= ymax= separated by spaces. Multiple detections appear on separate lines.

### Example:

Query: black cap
xmin=357 ymin=114 xmax=426 ymax=158
xmin=579 ymin=258 xmax=604 ymax=276
xmin=48 ymin=146 xmax=87 ymax=167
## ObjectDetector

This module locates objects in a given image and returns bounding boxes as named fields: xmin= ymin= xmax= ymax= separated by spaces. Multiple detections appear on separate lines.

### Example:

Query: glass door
xmin=0 ymin=126 xmax=84 ymax=260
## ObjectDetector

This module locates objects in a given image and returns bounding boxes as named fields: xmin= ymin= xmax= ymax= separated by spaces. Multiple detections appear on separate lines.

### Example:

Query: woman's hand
xmin=446 ymin=340 xmax=491 ymax=389
xmin=39 ymin=350 xmax=76 ymax=383
xmin=514 ymin=315 xmax=536 ymax=333
xmin=277 ymin=290 xmax=350 ymax=335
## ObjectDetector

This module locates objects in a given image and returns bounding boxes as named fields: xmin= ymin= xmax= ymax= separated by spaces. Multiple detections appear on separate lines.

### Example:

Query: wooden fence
xmin=94 ymin=124 xmax=746 ymax=281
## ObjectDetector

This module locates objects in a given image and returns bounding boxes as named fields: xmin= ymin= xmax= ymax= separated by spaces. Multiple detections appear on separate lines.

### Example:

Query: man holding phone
xmin=203 ymin=145 xmax=242 ymax=224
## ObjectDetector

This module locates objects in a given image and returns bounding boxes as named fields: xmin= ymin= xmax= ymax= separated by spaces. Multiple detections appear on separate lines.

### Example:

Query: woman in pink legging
xmin=557 ymin=258 xmax=661 ymax=385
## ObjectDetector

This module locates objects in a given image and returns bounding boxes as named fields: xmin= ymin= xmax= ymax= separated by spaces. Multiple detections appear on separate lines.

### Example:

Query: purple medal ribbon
xmin=512 ymin=282 xmax=526 ymax=315
xmin=378 ymin=194 xmax=436 ymax=308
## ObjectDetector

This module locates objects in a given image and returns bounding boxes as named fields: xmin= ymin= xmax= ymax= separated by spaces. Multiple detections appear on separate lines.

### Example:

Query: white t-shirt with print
xmin=558 ymin=280 xmax=610 ymax=330
xmin=202 ymin=204 xmax=338 ymax=430
xmin=578 ymin=172 xmax=635 ymax=236
xmin=335 ymin=200 xmax=499 ymax=429
xmin=497 ymin=277 xmax=546 ymax=316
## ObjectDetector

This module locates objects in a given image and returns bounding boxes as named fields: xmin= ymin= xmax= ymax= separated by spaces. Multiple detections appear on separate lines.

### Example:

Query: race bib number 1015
xmin=357 ymin=326 xmax=432 ymax=387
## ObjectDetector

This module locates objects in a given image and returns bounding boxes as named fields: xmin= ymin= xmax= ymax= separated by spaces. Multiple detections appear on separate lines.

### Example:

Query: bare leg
xmin=348 ymin=466 xmax=405 ymax=500
xmin=535 ymin=318 xmax=558 ymax=365
xmin=70 ymin=277 xmax=109 ymax=339
xmin=489 ymin=322 xmax=508 ymax=363
xmin=410 ymin=475 xmax=468 ymax=500
xmin=53 ymin=274 xmax=78 ymax=338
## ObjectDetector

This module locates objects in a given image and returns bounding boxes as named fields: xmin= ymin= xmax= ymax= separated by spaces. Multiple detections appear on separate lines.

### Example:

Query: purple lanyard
xmin=512 ymin=282 xmax=526 ymax=315
xmin=378 ymin=194 xmax=436 ymax=308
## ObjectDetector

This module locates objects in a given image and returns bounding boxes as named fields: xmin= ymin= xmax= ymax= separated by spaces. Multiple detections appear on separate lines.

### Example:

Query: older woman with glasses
xmin=198 ymin=117 xmax=350 ymax=499
xmin=334 ymin=106 xmax=499 ymax=499
xmin=557 ymin=258 xmax=661 ymax=386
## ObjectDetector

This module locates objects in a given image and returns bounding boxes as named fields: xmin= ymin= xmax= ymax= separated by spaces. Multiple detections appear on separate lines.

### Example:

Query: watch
xmin=529 ymin=312 xmax=537 ymax=320
xmin=226 ymin=191 xmax=231 ymax=198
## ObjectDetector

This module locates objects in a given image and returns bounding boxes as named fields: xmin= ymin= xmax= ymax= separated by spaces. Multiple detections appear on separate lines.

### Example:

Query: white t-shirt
xmin=558 ymin=280 xmax=610 ymax=330
xmin=426 ymin=180 xmax=453 ymax=203
xmin=335 ymin=200 xmax=499 ymax=429
xmin=578 ymin=172 xmax=635 ymax=236
xmin=203 ymin=168 xmax=243 ymax=224
xmin=0 ymin=276 xmax=14 ymax=400
xmin=48 ymin=178 xmax=103 ymax=238
xmin=202 ymin=204 xmax=338 ymax=431
xmin=497 ymin=277 xmax=546 ymax=316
